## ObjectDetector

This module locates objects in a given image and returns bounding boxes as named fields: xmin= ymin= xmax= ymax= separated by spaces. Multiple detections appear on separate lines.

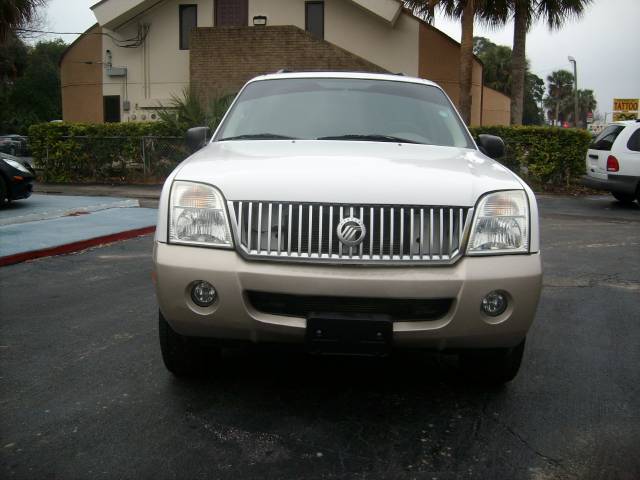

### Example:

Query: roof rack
xmin=275 ymin=69 xmax=292 ymax=74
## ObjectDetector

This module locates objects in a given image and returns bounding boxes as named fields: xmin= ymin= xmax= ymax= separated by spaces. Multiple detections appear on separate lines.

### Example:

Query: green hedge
xmin=30 ymin=122 xmax=592 ymax=186
xmin=469 ymin=125 xmax=592 ymax=186
xmin=29 ymin=122 xmax=185 ymax=183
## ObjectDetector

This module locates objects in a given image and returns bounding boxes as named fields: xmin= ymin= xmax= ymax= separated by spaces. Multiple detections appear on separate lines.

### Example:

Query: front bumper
xmin=581 ymin=174 xmax=638 ymax=196
xmin=153 ymin=243 xmax=542 ymax=350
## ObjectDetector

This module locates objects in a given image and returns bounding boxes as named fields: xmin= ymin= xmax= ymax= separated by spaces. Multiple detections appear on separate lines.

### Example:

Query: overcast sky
xmin=44 ymin=0 xmax=639 ymax=116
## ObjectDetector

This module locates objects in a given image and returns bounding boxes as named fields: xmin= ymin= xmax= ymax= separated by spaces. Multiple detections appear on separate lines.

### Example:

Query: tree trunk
xmin=459 ymin=0 xmax=474 ymax=125
xmin=510 ymin=0 xmax=528 ymax=125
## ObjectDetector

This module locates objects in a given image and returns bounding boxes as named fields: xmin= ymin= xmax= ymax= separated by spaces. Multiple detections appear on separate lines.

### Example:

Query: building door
xmin=215 ymin=0 xmax=248 ymax=26
xmin=103 ymin=96 xmax=121 ymax=123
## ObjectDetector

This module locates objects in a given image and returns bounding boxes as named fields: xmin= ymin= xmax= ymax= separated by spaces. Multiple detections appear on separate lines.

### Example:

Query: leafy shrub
xmin=29 ymin=121 xmax=185 ymax=183
xmin=469 ymin=125 xmax=592 ymax=186
xmin=157 ymin=88 xmax=236 ymax=133
xmin=30 ymin=121 xmax=592 ymax=187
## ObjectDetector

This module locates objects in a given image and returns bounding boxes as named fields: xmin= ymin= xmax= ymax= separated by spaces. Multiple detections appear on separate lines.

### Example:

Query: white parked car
xmin=153 ymin=72 xmax=542 ymax=384
xmin=582 ymin=120 xmax=640 ymax=204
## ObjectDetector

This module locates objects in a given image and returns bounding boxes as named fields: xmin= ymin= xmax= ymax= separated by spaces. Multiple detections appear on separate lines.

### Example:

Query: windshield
xmin=215 ymin=78 xmax=474 ymax=148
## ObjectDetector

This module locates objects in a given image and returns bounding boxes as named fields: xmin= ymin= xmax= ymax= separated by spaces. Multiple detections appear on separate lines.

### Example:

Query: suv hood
xmin=175 ymin=140 xmax=523 ymax=206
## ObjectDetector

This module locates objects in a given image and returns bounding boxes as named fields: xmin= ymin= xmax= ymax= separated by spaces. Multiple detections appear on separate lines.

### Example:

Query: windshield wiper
xmin=218 ymin=133 xmax=298 ymax=141
xmin=317 ymin=134 xmax=422 ymax=144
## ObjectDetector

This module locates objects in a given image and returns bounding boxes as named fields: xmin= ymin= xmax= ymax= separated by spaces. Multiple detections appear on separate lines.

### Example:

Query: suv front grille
xmin=247 ymin=291 xmax=453 ymax=321
xmin=228 ymin=201 xmax=471 ymax=264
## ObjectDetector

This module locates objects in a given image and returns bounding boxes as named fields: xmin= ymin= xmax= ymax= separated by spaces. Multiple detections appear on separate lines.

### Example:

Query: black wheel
xmin=612 ymin=192 xmax=636 ymax=204
xmin=0 ymin=176 xmax=8 ymax=208
xmin=459 ymin=338 xmax=525 ymax=385
xmin=159 ymin=311 xmax=219 ymax=377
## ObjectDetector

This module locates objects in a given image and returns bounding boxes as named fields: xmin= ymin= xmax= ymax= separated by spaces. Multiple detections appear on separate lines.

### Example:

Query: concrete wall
xmin=60 ymin=25 xmax=104 ymax=123
xmin=249 ymin=0 xmax=419 ymax=76
xmin=481 ymin=86 xmax=511 ymax=126
xmin=418 ymin=23 xmax=483 ymax=126
xmin=101 ymin=0 xmax=214 ymax=122
xmin=190 ymin=26 xmax=387 ymax=101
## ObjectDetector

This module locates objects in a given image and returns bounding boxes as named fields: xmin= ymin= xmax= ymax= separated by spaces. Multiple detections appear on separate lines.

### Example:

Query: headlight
xmin=467 ymin=190 xmax=529 ymax=255
xmin=3 ymin=159 xmax=30 ymax=174
xmin=169 ymin=181 xmax=233 ymax=248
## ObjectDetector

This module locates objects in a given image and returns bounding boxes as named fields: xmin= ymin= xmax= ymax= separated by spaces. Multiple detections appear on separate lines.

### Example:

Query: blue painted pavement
xmin=0 ymin=194 xmax=157 ymax=258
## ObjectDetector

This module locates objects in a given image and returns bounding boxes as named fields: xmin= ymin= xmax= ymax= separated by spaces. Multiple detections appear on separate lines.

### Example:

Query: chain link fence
xmin=38 ymin=136 xmax=189 ymax=183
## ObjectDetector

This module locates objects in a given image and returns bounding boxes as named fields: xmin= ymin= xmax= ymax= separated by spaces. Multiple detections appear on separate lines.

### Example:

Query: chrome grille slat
xmin=267 ymin=203 xmax=272 ymax=254
xmin=277 ymin=204 xmax=282 ymax=254
xmin=297 ymin=205 xmax=302 ymax=255
xmin=318 ymin=206 xmax=323 ymax=256
xmin=247 ymin=202 xmax=252 ymax=251
xmin=229 ymin=201 xmax=471 ymax=264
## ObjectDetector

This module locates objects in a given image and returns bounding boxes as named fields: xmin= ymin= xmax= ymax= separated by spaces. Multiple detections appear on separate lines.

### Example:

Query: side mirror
xmin=476 ymin=134 xmax=505 ymax=160
xmin=186 ymin=126 xmax=211 ymax=152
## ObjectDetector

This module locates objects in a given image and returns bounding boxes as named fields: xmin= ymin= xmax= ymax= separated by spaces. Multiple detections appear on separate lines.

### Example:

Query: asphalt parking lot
xmin=1 ymin=195 xmax=639 ymax=479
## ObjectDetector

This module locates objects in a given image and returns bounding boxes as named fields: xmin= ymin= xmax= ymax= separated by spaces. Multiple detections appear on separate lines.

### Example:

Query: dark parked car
xmin=0 ymin=135 xmax=29 ymax=156
xmin=0 ymin=156 xmax=35 ymax=206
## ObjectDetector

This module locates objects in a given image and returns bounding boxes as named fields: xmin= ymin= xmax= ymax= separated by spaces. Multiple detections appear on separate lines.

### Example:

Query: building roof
xmin=58 ymin=23 xmax=101 ymax=65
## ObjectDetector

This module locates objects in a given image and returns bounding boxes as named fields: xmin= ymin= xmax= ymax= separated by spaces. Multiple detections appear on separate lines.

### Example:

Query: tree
xmin=523 ymin=71 xmax=544 ymax=124
xmin=544 ymin=69 xmax=574 ymax=125
xmin=577 ymin=89 xmax=596 ymax=127
xmin=0 ymin=0 xmax=48 ymax=42
xmin=0 ymin=37 xmax=66 ymax=133
xmin=473 ymin=36 xmax=512 ymax=94
xmin=509 ymin=0 xmax=592 ymax=125
xmin=473 ymin=36 xmax=544 ymax=125
xmin=405 ymin=0 xmax=508 ymax=125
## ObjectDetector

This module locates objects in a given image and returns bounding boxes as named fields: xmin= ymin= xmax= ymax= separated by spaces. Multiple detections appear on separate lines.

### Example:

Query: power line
xmin=15 ymin=26 xmax=149 ymax=48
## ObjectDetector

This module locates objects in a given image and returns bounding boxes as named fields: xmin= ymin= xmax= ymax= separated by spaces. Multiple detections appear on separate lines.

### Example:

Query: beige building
xmin=61 ymin=0 xmax=510 ymax=126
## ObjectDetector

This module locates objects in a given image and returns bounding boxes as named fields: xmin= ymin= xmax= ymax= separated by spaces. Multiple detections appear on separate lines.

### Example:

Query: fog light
xmin=191 ymin=281 xmax=216 ymax=307
xmin=481 ymin=291 xmax=508 ymax=316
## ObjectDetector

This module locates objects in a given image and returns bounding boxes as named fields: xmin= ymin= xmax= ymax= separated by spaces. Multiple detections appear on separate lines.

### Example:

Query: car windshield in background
xmin=216 ymin=78 xmax=474 ymax=148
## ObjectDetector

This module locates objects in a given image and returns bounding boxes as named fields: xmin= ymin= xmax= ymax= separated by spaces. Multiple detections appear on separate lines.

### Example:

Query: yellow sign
xmin=612 ymin=98 xmax=639 ymax=121
xmin=613 ymin=111 xmax=638 ymax=122
xmin=613 ymin=98 xmax=639 ymax=112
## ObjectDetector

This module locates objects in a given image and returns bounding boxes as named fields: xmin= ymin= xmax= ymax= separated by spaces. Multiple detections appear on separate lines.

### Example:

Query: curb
xmin=0 ymin=226 xmax=156 ymax=267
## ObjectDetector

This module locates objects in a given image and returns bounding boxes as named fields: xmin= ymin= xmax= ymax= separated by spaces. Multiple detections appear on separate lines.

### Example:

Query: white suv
xmin=582 ymin=120 xmax=640 ymax=204
xmin=153 ymin=72 xmax=542 ymax=384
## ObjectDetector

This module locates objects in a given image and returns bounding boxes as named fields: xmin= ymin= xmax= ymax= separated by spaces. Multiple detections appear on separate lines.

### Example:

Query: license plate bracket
xmin=306 ymin=313 xmax=393 ymax=356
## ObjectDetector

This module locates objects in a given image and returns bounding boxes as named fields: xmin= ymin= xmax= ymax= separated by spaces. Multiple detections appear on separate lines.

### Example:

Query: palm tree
xmin=544 ymin=69 xmax=574 ymax=125
xmin=0 ymin=0 xmax=48 ymax=42
xmin=577 ymin=89 xmax=596 ymax=126
xmin=405 ymin=0 xmax=508 ymax=125
xmin=510 ymin=0 xmax=592 ymax=125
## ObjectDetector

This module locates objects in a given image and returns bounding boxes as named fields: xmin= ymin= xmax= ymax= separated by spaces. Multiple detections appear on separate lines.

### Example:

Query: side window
xmin=305 ymin=2 xmax=324 ymax=40
xmin=627 ymin=128 xmax=640 ymax=152
xmin=590 ymin=125 xmax=625 ymax=151
xmin=179 ymin=5 xmax=197 ymax=50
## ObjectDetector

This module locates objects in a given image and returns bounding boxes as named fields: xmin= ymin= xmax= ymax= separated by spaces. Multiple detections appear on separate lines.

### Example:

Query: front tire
xmin=158 ymin=311 xmax=218 ymax=377
xmin=612 ymin=192 xmax=636 ymax=204
xmin=459 ymin=339 xmax=525 ymax=385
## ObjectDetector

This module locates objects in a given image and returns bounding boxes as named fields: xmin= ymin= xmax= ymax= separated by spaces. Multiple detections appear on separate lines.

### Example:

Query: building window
xmin=305 ymin=2 xmax=324 ymax=40
xmin=179 ymin=4 xmax=197 ymax=50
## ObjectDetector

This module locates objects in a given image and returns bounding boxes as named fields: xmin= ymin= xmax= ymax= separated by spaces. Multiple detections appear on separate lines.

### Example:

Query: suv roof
xmin=248 ymin=71 xmax=439 ymax=88
xmin=612 ymin=120 xmax=639 ymax=126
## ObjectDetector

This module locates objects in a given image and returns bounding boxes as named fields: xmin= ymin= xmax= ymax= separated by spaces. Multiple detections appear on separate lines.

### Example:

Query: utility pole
xmin=568 ymin=56 xmax=579 ymax=128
